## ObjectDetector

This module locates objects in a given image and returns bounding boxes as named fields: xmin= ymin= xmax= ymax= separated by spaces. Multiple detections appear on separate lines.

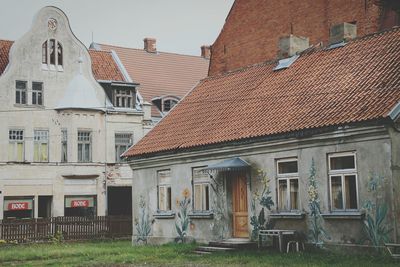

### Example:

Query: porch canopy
xmin=204 ymin=157 xmax=250 ymax=172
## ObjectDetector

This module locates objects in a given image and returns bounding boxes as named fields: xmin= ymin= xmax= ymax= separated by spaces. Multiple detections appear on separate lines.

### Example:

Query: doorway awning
xmin=204 ymin=157 xmax=250 ymax=172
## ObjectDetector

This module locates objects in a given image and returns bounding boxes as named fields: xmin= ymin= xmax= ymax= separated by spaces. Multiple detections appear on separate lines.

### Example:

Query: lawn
xmin=0 ymin=240 xmax=397 ymax=267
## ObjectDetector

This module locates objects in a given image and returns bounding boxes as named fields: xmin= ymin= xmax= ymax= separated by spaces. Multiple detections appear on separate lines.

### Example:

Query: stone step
xmin=209 ymin=240 xmax=257 ymax=249
xmin=193 ymin=250 xmax=213 ymax=255
xmin=196 ymin=246 xmax=236 ymax=253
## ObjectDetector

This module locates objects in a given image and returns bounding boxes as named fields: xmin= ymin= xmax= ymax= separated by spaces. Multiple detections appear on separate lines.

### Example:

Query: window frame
xmin=162 ymin=98 xmax=178 ymax=112
xmin=157 ymin=169 xmax=172 ymax=212
xmin=192 ymin=166 xmax=211 ymax=212
xmin=114 ymin=89 xmax=135 ymax=108
xmin=15 ymin=80 xmax=27 ymax=105
xmin=114 ymin=132 xmax=133 ymax=162
xmin=276 ymin=158 xmax=300 ymax=212
xmin=8 ymin=129 xmax=24 ymax=162
xmin=32 ymin=81 xmax=43 ymax=106
xmin=77 ymin=130 xmax=92 ymax=163
xmin=33 ymin=130 xmax=49 ymax=162
xmin=328 ymin=152 xmax=359 ymax=211
xmin=42 ymin=39 xmax=63 ymax=70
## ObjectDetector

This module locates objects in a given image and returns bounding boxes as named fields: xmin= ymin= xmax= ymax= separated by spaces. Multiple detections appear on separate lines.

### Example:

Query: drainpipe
xmin=104 ymin=95 xmax=108 ymax=216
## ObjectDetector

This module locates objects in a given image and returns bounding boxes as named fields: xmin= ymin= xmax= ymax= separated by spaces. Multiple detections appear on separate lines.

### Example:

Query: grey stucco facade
xmin=130 ymin=123 xmax=400 ymax=245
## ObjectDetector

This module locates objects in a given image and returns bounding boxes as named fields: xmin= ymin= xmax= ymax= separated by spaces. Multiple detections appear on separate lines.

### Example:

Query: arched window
xmin=57 ymin=42 xmax=63 ymax=66
xmin=42 ymin=41 xmax=47 ymax=64
xmin=42 ymin=39 xmax=63 ymax=69
xmin=163 ymin=98 xmax=178 ymax=112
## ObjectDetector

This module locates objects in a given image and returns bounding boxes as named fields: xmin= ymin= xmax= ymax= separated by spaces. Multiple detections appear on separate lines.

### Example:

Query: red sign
xmin=71 ymin=200 xmax=89 ymax=208
xmin=8 ymin=202 xmax=29 ymax=210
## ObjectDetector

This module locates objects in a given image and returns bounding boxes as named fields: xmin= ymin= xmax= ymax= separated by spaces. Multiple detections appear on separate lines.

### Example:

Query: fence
xmin=0 ymin=216 xmax=132 ymax=242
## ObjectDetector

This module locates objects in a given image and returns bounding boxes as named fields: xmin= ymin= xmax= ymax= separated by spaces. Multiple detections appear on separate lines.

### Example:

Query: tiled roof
xmin=0 ymin=40 xmax=13 ymax=75
xmin=124 ymin=27 xmax=400 ymax=158
xmin=0 ymin=40 xmax=126 ymax=82
xmin=88 ymin=50 xmax=126 ymax=82
xmin=96 ymin=43 xmax=209 ymax=116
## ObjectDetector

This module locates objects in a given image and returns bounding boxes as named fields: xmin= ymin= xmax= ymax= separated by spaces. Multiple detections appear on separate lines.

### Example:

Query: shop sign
xmin=8 ymin=202 xmax=29 ymax=210
xmin=71 ymin=200 xmax=89 ymax=208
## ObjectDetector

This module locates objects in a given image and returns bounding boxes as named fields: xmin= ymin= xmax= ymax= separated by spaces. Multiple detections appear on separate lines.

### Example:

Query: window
xmin=42 ymin=39 xmax=63 ymax=67
xmin=115 ymin=133 xmax=133 ymax=162
xmin=15 ymin=80 xmax=27 ymax=104
xmin=192 ymin=167 xmax=210 ymax=211
xmin=163 ymin=99 xmax=178 ymax=112
xmin=77 ymin=131 xmax=91 ymax=162
xmin=157 ymin=170 xmax=171 ymax=211
xmin=8 ymin=129 xmax=24 ymax=162
xmin=61 ymin=129 xmax=67 ymax=162
xmin=64 ymin=195 xmax=96 ymax=217
xmin=114 ymin=89 xmax=135 ymax=108
xmin=277 ymin=158 xmax=299 ymax=211
xmin=329 ymin=152 xmax=358 ymax=210
xmin=32 ymin=82 xmax=43 ymax=105
xmin=34 ymin=130 xmax=49 ymax=162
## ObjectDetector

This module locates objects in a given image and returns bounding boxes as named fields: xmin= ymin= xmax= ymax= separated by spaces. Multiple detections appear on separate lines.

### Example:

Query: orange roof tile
xmin=96 ymin=43 xmax=209 ymax=116
xmin=88 ymin=50 xmax=125 ymax=82
xmin=0 ymin=40 xmax=13 ymax=75
xmin=0 ymin=40 xmax=126 ymax=82
xmin=124 ymin=27 xmax=400 ymax=158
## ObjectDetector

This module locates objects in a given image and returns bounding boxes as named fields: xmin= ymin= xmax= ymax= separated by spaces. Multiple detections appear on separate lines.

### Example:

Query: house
xmin=124 ymin=21 xmax=400 ymax=244
xmin=90 ymin=39 xmax=210 ymax=121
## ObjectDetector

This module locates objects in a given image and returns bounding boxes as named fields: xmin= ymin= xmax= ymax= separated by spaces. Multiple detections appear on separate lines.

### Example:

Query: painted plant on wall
xmin=175 ymin=188 xmax=191 ymax=243
xmin=210 ymin=173 xmax=229 ymax=240
xmin=250 ymin=169 xmax=275 ymax=241
xmin=135 ymin=195 xmax=152 ymax=244
xmin=361 ymin=173 xmax=392 ymax=247
xmin=308 ymin=158 xmax=329 ymax=246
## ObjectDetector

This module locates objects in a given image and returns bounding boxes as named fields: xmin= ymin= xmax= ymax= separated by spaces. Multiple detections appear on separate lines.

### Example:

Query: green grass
xmin=0 ymin=240 xmax=397 ymax=267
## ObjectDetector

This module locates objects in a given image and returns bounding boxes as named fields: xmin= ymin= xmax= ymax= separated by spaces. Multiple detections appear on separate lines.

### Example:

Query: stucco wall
xmin=131 ymin=125 xmax=397 ymax=244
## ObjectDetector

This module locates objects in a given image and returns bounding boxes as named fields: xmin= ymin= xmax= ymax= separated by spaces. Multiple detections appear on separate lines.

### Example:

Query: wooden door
xmin=232 ymin=175 xmax=249 ymax=238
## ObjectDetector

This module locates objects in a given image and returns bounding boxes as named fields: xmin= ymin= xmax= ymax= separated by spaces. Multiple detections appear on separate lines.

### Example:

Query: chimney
xmin=329 ymin=22 xmax=357 ymax=45
xmin=201 ymin=45 xmax=211 ymax=59
xmin=278 ymin=34 xmax=309 ymax=59
xmin=144 ymin=38 xmax=156 ymax=53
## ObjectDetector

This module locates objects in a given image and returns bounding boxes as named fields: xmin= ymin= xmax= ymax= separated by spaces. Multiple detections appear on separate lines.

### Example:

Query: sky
xmin=0 ymin=0 xmax=234 ymax=56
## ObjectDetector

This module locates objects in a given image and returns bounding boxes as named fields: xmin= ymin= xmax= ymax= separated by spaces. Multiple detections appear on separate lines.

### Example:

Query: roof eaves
xmin=388 ymin=101 xmax=400 ymax=121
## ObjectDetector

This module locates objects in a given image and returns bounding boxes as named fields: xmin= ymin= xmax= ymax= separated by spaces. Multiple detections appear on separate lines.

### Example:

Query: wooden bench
xmin=385 ymin=243 xmax=400 ymax=259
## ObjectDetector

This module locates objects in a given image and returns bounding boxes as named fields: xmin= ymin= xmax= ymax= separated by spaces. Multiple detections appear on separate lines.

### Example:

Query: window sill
xmin=153 ymin=211 xmax=175 ymax=219
xmin=188 ymin=211 xmax=214 ymax=219
xmin=270 ymin=211 xmax=305 ymax=219
xmin=321 ymin=211 xmax=365 ymax=220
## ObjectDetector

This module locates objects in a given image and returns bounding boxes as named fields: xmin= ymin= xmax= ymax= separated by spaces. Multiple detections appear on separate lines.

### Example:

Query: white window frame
xmin=162 ymin=97 xmax=179 ymax=112
xmin=33 ymin=130 xmax=49 ymax=162
xmin=328 ymin=152 xmax=359 ymax=211
xmin=114 ymin=89 xmax=135 ymax=108
xmin=192 ymin=167 xmax=210 ymax=212
xmin=32 ymin=81 xmax=43 ymax=106
xmin=8 ymin=129 xmax=24 ymax=162
xmin=157 ymin=170 xmax=172 ymax=212
xmin=15 ymin=80 xmax=27 ymax=105
xmin=77 ymin=131 xmax=92 ymax=163
xmin=276 ymin=158 xmax=300 ymax=212
xmin=42 ymin=39 xmax=63 ymax=71
xmin=114 ymin=133 xmax=133 ymax=162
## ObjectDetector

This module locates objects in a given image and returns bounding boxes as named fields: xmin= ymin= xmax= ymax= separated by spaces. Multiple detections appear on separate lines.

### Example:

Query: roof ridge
xmin=0 ymin=39 xmax=14 ymax=43
xmin=97 ymin=42 xmax=207 ymax=59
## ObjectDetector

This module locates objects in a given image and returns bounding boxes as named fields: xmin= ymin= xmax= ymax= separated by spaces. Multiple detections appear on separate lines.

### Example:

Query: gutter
xmin=388 ymin=101 xmax=400 ymax=121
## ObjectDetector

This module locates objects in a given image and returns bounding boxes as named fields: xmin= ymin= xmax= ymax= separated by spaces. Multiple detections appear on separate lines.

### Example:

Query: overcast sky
xmin=0 ymin=0 xmax=234 ymax=56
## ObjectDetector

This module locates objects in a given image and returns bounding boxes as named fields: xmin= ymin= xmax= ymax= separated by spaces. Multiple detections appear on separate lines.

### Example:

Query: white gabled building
xmin=0 ymin=6 xmax=153 ymax=219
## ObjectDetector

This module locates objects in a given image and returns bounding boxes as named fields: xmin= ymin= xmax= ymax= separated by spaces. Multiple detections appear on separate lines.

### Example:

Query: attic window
xmin=42 ymin=39 xmax=63 ymax=70
xmin=114 ymin=89 xmax=135 ymax=108
xmin=163 ymin=98 xmax=178 ymax=112
xmin=273 ymin=54 xmax=299 ymax=71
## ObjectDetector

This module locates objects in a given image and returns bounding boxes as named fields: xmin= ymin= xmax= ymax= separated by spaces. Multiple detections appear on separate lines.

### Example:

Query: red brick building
xmin=209 ymin=0 xmax=400 ymax=75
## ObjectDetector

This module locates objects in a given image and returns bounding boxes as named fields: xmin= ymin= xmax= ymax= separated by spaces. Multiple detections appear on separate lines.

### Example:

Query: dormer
xmin=151 ymin=95 xmax=180 ymax=115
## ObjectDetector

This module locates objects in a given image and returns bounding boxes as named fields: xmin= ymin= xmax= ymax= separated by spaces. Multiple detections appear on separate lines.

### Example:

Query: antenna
xmin=91 ymin=31 xmax=94 ymax=43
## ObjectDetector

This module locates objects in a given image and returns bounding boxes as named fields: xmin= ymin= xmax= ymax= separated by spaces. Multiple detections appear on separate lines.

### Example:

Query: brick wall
xmin=209 ymin=0 xmax=398 ymax=76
